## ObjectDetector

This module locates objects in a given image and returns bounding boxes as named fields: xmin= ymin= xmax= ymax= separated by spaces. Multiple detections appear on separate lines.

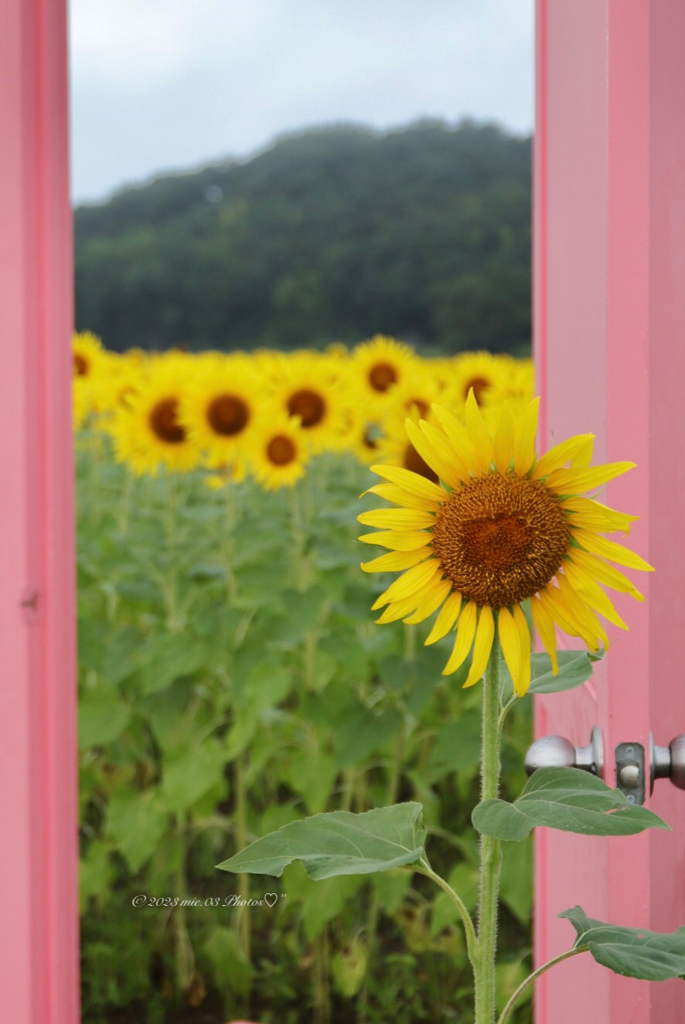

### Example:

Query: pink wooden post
xmin=0 ymin=0 xmax=79 ymax=1021
xmin=535 ymin=1 xmax=685 ymax=1022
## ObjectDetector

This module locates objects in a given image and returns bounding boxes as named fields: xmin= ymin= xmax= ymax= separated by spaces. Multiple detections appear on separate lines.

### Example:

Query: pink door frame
xmin=535 ymin=1 xmax=685 ymax=1022
xmin=3 ymin=1 xmax=685 ymax=1022
xmin=0 ymin=0 xmax=78 ymax=1021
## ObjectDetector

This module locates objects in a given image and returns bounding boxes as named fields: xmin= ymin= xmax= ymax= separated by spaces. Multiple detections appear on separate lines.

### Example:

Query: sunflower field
xmin=75 ymin=333 xmax=535 ymax=1024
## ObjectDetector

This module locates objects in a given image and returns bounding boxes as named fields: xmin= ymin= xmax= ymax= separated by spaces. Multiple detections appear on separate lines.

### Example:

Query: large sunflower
xmin=247 ymin=413 xmax=310 ymax=490
xmin=447 ymin=351 xmax=511 ymax=407
xmin=111 ymin=356 xmax=199 ymax=475
xmin=352 ymin=336 xmax=419 ymax=411
xmin=180 ymin=355 xmax=258 ymax=468
xmin=384 ymin=367 xmax=443 ymax=421
xmin=358 ymin=394 xmax=651 ymax=696
xmin=92 ymin=352 xmax=146 ymax=421
xmin=73 ymin=331 xmax=106 ymax=381
xmin=265 ymin=351 xmax=352 ymax=453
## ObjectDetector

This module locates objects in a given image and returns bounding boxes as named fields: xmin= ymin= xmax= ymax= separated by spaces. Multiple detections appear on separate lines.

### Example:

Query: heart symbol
xmin=264 ymin=893 xmax=278 ymax=908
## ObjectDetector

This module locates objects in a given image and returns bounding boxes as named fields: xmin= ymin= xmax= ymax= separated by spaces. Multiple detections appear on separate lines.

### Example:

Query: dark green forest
xmin=74 ymin=119 xmax=532 ymax=355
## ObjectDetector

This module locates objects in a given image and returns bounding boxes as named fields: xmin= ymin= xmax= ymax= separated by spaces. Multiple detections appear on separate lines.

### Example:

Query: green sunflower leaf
xmin=560 ymin=906 xmax=685 ymax=981
xmin=500 ymin=649 xmax=602 ymax=701
xmin=472 ymin=767 xmax=669 ymax=841
xmin=216 ymin=802 xmax=426 ymax=880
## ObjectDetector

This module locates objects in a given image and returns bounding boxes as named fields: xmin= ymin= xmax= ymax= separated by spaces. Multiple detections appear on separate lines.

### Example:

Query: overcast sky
xmin=69 ymin=0 xmax=534 ymax=205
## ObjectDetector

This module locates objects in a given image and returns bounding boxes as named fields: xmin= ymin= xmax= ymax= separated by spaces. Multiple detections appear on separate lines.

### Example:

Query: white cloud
xmin=70 ymin=0 xmax=533 ymax=202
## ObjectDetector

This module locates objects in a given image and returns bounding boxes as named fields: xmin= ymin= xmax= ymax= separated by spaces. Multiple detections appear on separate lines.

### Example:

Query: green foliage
xmin=472 ymin=767 xmax=669 ymax=841
xmin=77 ymin=434 xmax=533 ymax=1022
xmin=560 ymin=906 xmax=685 ymax=981
xmin=217 ymin=803 xmax=426 ymax=879
xmin=74 ymin=120 xmax=532 ymax=355
xmin=500 ymin=649 xmax=601 ymax=701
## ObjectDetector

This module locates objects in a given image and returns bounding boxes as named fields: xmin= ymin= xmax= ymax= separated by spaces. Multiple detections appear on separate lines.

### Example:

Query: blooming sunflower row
xmin=72 ymin=331 xmax=534 ymax=489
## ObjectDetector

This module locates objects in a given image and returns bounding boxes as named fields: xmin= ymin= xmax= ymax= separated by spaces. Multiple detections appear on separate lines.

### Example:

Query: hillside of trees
xmin=74 ymin=119 xmax=532 ymax=355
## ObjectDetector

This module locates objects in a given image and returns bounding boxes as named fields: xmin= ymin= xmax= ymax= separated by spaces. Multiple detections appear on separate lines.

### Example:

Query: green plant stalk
xmin=359 ymin=627 xmax=414 ymax=1021
xmin=416 ymin=862 xmax=477 ymax=963
xmin=164 ymin=471 xmax=180 ymax=630
xmin=223 ymin=482 xmax=239 ymax=603
xmin=174 ymin=822 xmax=195 ymax=991
xmin=475 ymin=635 xmax=503 ymax=1024
xmin=341 ymin=768 xmax=356 ymax=811
xmin=358 ymin=716 xmax=407 ymax=1022
xmin=312 ymin=928 xmax=331 ymax=1024
xmin=497 ymin=946 xmax=589 ymax=1024
xmin=234 ymin=754 xmax=252 ymax=963
xmin=117 ymin=468 xmax=135 ymax=535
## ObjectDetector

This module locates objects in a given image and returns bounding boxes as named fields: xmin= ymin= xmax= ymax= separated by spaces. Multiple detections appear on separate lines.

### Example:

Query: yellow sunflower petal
xmin=425 ymin=591 xmax=462 ymax=644
xmin=530 ymin=595 xmax=558 ymax=675
xmin=562 ymin=559 xmax=629 ymax=630
xmin=358 ymin=531 xmax=431 ymax=551
xmin=567 ymin=548 xmax=644 ymax=601
xmin=572 ymin=529 xmax=653 ymax=572
xmin=405 ymin=420 xmax=463 ymax=489
xmin=512 ymin=605 xmax=531 ymax=696
xmin=430 ymin=404 xmax=480 ymax=474
xmin=513 ymin=397 xmax=540 ymax=476
xmin=358 ymin=508 xmax=436 ymax=530
xmin=363 ymin=483 xmax=439 ymax=512
xmin=538 ymin=585 xmax=584 ymax=641
xmin=375 ymin=593 xmax=423 ymax=623
xmin=561 ymin=496 xmax=639 ymax=535
xmin=403 ymin=578 xmax=453 ymax=623
xmin=543 ymin=579 xmax=600 ymax=647
xmin=532 ymin=433 xmax=595 ymax=480
xmin=464 ymin=389 xmax=494 ymax=473
xmin=493 ymin=405 xmax=516 ymax=474
xmin=371 ymin=560 xmax=441 ymax=610
xmin=361 ymin=549 xmax=432 ymax=573
xmin=442 ymin=600 xmax=478 ymax=675
xmin=497 ymin=607 xmax=521 ymax=690
xmin=463 ymin=605 xmax=495 ymax=688
xmin=545 ymin=461 xmax=635 ymax=495
xmin=556 ymin=572 xmax=609 ymax=649
xmin=370 ymin=463 xmax=447 ymax=502
xmin=570 ymin=436 xmax=594 ymax=469
xmin=419 ymin=420 xmax=471 ymax=481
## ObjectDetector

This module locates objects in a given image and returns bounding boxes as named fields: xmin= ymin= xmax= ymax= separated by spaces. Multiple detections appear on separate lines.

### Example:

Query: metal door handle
xmin=524 ymin=726 xmax=604 ymax=779
xmin=525 ymin=729 xmax=685 ymax=801
xmin=650 ymin=733 xmax=685 ymax=792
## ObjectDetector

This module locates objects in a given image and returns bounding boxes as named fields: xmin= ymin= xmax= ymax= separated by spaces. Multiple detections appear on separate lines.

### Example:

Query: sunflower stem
xmin=497 ymin=946 xmax=589 ymax=1024
xmin=475 ymin=634 xmax=502 ymax=1024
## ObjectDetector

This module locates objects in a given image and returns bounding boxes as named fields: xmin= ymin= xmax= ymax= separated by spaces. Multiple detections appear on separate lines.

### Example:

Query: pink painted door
xmin=0 ymin=0 xmax=78 ymax=1021
xmin=534 ymin=1 xmax=685 ymax=1022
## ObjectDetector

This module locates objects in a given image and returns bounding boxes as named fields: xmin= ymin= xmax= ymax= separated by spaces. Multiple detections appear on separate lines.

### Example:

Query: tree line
xmin=74 ymin=118 xmax=532 ymax=355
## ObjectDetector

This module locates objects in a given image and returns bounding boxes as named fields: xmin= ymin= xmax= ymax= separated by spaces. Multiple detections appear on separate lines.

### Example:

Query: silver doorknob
xmin=525 ymin=726 xmax=604 ymax=780
xmin=650 ymin=733 xmax=685 ymax=792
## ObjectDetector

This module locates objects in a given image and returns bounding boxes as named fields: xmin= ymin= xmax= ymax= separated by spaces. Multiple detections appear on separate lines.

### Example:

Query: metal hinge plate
xmin=615 ymin=742 xmax=645 ymax=805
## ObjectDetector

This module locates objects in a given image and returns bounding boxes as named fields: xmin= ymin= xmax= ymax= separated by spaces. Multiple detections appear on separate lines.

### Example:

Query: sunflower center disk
xmin=368 ymin=362 xmax=398 ymax=392
xmin=431 ymin=473 xmax=571 ymax=607
xmin=208 ymin=395 xmax=250 ymax=436
xmin=74 ymin=354 xmax=88 ymax=377
xmin=149 ymin=398 xmax=186 ymax=444
xmin=287 ymin=389 xmax=326 ymax=427
xmin=267 ymin=435 xmax=296 ymax=466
